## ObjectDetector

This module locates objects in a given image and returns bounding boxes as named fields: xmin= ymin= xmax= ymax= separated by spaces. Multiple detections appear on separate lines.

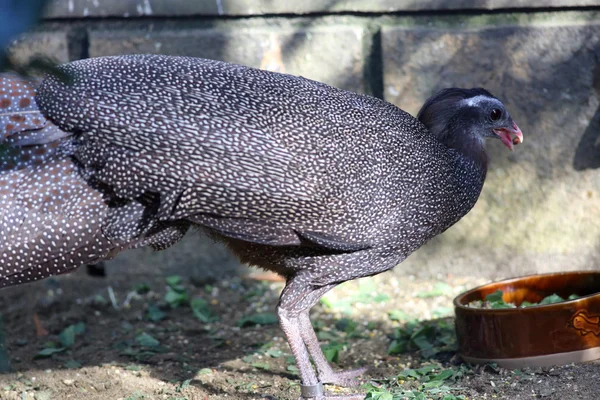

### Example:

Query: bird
xmin=0 ymin=55 xmax=523 ymax=399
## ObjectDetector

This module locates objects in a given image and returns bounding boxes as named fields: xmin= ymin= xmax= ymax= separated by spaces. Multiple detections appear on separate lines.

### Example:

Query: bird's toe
xmin=320 ymin=367 xmax=369 ymax=387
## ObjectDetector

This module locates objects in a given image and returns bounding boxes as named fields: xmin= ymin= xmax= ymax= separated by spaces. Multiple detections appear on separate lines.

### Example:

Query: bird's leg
xmin=298 ymin=311 xmax=367 ymax=387
xmin=278 ymin=276 xmax=367 ymax=399
xmin=277 ymin=307 xmax=319 ymax=387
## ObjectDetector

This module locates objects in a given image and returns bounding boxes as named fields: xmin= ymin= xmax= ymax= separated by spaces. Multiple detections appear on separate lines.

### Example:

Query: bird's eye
xmin=490 ymin=109 xmax=502 ymax=121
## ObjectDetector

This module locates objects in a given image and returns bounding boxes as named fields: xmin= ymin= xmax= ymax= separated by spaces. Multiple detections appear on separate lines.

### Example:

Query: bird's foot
xmin=319 ymin=367 xmax=368 ymax=387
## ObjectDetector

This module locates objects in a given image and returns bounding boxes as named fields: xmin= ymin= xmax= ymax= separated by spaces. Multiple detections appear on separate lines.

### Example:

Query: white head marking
xmin=461 ymin=95 xmax=503 ymax=108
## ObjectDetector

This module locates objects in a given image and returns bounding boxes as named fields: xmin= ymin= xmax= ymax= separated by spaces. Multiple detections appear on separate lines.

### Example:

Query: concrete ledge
xmin=7 ymin=31 xmax=70 ymax=65
xmin=88 ymin=26 xmax=367 ymax=93
xmin=44 ymin=0 xmax=600 ymax=18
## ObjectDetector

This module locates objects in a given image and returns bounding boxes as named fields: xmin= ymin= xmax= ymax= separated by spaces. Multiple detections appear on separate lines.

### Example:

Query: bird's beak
xmin=493 ymin=122 xmax=524 ymax=151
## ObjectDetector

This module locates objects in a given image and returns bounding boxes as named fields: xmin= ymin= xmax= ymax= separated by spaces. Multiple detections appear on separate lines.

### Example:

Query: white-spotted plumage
xmin=1 ymin=55 xmax=495 ymax=290
xmin=1 ymin=55 xmax=521 ymax=392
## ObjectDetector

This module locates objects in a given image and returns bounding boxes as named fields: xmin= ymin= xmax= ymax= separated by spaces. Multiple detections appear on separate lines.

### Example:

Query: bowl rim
xmin=453 ymin=270 xmax=600 ymax=314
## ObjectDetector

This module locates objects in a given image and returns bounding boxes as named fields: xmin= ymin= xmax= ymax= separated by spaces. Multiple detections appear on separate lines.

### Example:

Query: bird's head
xmin=417 ymin=88 xmax=523 ymax=151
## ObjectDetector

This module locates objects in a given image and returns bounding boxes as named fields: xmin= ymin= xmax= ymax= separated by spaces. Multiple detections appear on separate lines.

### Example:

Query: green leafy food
xmin=538 ymin=293 xmax=565 ymax=305
xmin=467 ymin=290 xmax=581 ymax=309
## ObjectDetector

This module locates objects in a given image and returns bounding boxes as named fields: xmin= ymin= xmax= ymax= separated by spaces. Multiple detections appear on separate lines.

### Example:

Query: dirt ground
xmin=0 ymin=264 xmax=599 ymax=400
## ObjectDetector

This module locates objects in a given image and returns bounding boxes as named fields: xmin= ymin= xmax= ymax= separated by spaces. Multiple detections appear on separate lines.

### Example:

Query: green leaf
xmin=237 ymin=313 xmax=278 ymax=327
xmin=430 ymin=369 xmax=455 ymax=383
xmin=72 ymin=322 xmax=85 ymax=335
xmin=265 ymin=348 xmax=283 ymax=358
xmin=484 ymin=290 xmax=504 ymax=303
xmin=398 ymin=368 xmax=420 ymax=379
xmin=34 ymin=347 xmax=66 ymax=359
xmin=146 ymin=305 xmax=166 ymax=322
xmin=286 ymin=365 xmax=299 ymax=374
xmin=164 ymin=288 xmax=189 ymax=308
xmin=388 ymin=309 xmax=409 ymax=322
xmin=165 ymin=275 xmax=186 ymax=293
xmin=135 ymin=333 xmax=160 ymax=348
xmin=539 ymin=293 xmax=565 ymax=305
xmin=372 ymin=293 xmax=390 ymax=303
xmin=422 ymin=380 xmax=444 ymax=389
xmin=321 ymin=342 xmax=345 ymax=363
xmin=378 ymin=393 xmax=393 ymax=400
xmin=58 ymin=327 xmax=74 ymax=348
xmin=251 ymin=362 xmax=271 ymax=370
xmin=165 ymin=275 xmax=182 ymax=287
xmin=58 ymin=322 xmax=85 ymax=348
xmin=190 ymin=297 xmax=212 ymax=323
xmin=285 ymin=355 xmax=296 ymax=365
xmin=387 ymin=339 xmax=409 ymax=355
xmin=316 ymin=330 xmax=339 ymax=341
xmin=134 ymin=283 xmax=151 ymax=294
xmin=335 ymin=318 xmax=358 ymax=334
xmin=416 ymin=364 xmax=437 ymax=375
xmin=175 ymin=379 xmax=191 ymax=392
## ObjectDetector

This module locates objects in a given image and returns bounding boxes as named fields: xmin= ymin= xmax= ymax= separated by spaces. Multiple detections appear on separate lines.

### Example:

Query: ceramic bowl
xmin=454 ymin=271 xmax=600 ymax=368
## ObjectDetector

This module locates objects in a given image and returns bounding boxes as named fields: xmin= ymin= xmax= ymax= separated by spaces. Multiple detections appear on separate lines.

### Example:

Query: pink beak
xmin=493 ymin=122 xmax=524 ymax=151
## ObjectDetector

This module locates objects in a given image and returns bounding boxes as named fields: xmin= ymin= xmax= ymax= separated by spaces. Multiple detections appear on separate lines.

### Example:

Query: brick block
xmin=382 ymin=22 xmax=600 ymax=277
xmin=44 ymin=0 xmax=600 ymax=17
xmin=7 ymin=31 xmax=70 ymax=66
xmin=88 ymin=26 xmax=366 ymax=93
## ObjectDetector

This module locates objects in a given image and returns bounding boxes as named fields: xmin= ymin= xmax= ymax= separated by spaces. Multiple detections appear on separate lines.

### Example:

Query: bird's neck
xmin=442 ymin=128 xmax=488 ymax=174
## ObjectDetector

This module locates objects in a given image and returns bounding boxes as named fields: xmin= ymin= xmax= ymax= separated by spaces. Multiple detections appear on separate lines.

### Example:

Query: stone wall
xmin=8 ymin=1 xmax=600 ymax=281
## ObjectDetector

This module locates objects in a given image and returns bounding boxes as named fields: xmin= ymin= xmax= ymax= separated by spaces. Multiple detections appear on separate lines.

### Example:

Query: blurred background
xmin=7 ymin=0 xmax=596 ymax=283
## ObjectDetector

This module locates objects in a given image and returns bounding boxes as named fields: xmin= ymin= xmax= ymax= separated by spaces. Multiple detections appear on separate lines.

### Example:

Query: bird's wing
xmin=37 ymin=55 xmax=373 ymax=250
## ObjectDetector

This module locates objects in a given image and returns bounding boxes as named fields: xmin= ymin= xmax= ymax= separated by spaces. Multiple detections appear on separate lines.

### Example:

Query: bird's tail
xmin=0 ymin=73 xmax=120 ymax=288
